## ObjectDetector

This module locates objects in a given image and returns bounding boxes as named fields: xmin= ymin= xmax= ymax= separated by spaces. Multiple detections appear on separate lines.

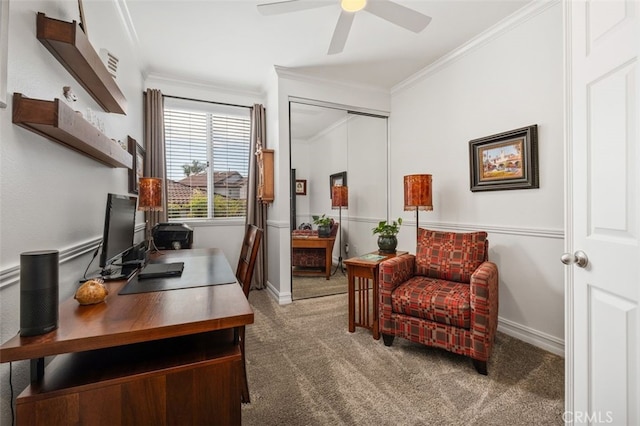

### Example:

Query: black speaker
xmin=20 ymin=250 xmax=59 ymax=337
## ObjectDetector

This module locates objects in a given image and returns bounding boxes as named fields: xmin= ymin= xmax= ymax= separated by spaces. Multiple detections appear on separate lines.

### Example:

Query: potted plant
xmin=313 ymin=214 xmax=333 ymax=238
xmin=372 ymin=218 xmax=403 ymax=253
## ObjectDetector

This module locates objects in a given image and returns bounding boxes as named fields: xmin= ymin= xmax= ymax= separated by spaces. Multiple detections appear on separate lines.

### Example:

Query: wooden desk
xmin=0 ymin=248 xmax=252 ymax=426
xmin=344 ymin=251 xmax=408 ymax=340
xmin=291 ymin=236 xmax=336 ymax=280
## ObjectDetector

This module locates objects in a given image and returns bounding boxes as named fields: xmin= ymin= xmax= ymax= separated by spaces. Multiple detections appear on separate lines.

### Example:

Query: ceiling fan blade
xmin=257 ymin=0 xmax=332 ymax=16
xmin=327 ymin=10 xmax=355 ymax=55
xmin=364 ymin=0 xmax=432 ymax=33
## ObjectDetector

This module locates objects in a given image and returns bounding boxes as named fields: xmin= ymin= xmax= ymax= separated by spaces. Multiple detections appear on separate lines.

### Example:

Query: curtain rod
xmin=159 ymin=94 xmax=253 ymax=110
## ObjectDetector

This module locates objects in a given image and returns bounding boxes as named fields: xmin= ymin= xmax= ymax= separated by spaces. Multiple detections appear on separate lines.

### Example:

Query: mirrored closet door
xmin=290 ymin=100 xmax=388 ymax=300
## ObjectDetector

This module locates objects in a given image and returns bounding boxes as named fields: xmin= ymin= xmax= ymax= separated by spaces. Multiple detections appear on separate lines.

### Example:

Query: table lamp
xmin=138 ymin=177 xmax=163 ymax=252
xmin=403 ymin=174 xmax=432 ymax=245
xmin=331 ymin=184 xmax=348 ymax=274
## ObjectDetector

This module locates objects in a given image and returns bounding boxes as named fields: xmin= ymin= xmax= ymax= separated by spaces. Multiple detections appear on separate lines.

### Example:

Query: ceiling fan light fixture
xmin=341 ymin=0 xmax=367 ymax=13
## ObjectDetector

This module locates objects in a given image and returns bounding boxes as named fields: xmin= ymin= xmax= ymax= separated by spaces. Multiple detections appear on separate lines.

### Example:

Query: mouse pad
xmin=119 ymin=252 xmax=236 ymax=295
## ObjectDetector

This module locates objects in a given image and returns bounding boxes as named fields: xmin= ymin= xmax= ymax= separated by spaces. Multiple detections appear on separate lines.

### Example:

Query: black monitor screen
xmin=99 ymin=193 xmax=137 ymax=269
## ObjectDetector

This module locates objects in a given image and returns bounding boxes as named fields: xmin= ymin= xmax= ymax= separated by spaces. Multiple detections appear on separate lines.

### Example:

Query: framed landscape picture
xmin=469 ymin=124 xmax=538 ymax=192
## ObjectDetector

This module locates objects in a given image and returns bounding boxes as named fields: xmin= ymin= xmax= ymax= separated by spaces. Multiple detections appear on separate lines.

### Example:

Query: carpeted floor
xmin=241 ymin=289 xmax=564 ymax=425
xmin=292 ymin=271 xmax=348 ymax=300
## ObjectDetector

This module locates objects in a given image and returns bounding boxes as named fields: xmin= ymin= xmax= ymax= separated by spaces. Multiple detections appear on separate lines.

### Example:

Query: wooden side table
xmin=291 ymin=236 xmax=336 ymax=280
xmin=344 ymin=251 xmax=408 ymax=340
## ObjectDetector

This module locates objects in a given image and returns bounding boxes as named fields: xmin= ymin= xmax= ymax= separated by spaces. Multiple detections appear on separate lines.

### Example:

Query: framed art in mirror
xmin=128 ymin=136 xmax=145 ymax=194
xmin=469 ymin=124 xmax=538 ymax=192
xmin=329 ymin=171 xmax=347 ymax=198
xmin=295 ymin=179 xmax=307 ymax=195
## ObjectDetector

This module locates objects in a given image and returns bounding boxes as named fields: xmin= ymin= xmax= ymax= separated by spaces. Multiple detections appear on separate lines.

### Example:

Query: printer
xmin=152 ymin=223 xmax=193 ymax=250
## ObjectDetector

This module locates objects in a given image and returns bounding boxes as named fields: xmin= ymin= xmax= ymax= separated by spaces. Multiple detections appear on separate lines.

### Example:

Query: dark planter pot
xmin=317 ymin=224 xmax=331 ymax=238
xmin=377 ymin=235 xmax=397 ymax=254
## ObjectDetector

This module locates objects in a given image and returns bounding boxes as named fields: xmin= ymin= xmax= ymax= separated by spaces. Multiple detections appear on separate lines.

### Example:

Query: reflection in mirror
xmin=290 ymin=101 xmax=388 ymax=300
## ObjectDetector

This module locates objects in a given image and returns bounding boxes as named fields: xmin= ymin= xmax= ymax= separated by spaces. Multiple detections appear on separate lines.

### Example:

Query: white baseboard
xmin=498 ymin=316 xmax=564 ymax=357
xmin=264 ymin=280 xmax=292 ymax=305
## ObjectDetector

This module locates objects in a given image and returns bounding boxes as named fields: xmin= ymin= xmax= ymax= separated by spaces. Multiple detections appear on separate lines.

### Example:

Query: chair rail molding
xmin=414 ymin=221 xmax=564 ymax=239
xmin=0 ymin=224 xmax=146 ymax=290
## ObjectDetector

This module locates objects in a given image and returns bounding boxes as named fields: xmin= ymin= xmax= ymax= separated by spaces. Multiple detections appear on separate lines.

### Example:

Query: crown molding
xmin=274 ymin=66 xmax=390 ymax=96
xmin=392 ymin=0 xmax=561 ymax=95
xmin=117 ymin=0 xmax=263 ymax=98
xmin=145 ymin=72 xmax=265 ymax=100
xmin=114 ymin=0 xmax=144 ymax=72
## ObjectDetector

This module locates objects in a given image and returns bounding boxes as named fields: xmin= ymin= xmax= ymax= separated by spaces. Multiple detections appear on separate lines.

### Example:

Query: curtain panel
xmin=248 ymin=104 xmax=267 ymax=290
xmin=144 ymin=89 xmax=167 ymax=225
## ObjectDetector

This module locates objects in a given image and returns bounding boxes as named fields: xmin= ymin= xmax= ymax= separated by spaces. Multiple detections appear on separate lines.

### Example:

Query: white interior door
xmin=566 ymin=0 xmax=639 ymax=424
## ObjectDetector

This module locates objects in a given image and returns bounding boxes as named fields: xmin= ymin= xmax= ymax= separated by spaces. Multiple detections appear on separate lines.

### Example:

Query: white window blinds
xmin=164 ymin=98 xmax=251 ymax=220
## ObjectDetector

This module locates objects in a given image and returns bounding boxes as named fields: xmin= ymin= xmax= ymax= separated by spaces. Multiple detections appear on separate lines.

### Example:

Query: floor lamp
xmin=138 ymin=177 xmax=163 ymax=253
xmin=331 ymin=184 xmax=348 ymax=275
xmin=403 ymin=174 xmax=433 ymax=246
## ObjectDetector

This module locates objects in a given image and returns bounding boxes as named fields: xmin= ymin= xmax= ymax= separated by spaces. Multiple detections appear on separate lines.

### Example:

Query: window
xmin=164 ymin=97 xmax=251 ymax=220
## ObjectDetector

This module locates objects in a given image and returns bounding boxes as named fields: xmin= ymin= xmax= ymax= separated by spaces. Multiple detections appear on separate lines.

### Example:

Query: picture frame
xmin=469 ymin=124 xmax=539 ymax=192
xmin=295 ymin=179 xmax=307 ymax=195
xmin=128 ymin=136 xmax=145 ymax=194
xmin=329 ymin=171 xmax=347 ymax=198
xmin=0 ymin=0 xmax=9 ymax=108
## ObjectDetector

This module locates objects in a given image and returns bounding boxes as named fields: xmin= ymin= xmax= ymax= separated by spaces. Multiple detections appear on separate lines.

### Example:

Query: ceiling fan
xmin=257 ymin=0 xmax=432 ymax=55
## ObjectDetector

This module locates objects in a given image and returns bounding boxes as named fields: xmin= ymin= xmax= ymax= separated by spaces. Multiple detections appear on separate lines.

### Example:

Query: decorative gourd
xmin=74 ymin=279 xmax=109 ymax=305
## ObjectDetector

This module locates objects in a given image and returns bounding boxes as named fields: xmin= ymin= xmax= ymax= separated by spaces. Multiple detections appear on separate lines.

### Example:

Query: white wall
xmin=291 ymin=137 xmax=312 ymax=222
xmin=0 ymin=1 xmax=145 ymax=423
xmin=345 ymin=114 xmax=389 ymax=257
xmin=389 ymin=1 xmax=564 ymax=354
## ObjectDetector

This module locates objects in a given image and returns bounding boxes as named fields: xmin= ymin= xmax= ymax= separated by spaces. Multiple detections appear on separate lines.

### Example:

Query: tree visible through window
xmin=164 ymin=98 xmax=251 ymax=220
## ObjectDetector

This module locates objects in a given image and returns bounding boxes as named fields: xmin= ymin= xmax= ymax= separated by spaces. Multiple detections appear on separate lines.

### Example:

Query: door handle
xmin=561 ymin=250 xmax=589 ymax=268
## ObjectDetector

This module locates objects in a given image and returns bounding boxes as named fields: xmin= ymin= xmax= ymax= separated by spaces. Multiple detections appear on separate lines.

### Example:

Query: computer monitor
xmin=99 ymin=193 xmax=137 ymax=279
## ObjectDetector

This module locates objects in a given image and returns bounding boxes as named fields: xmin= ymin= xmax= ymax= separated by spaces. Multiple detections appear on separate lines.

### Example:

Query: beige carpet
xmin=292 ymin=270 xmax=348 ymax=300
xmin=241 ymin=289 xmax=564 ymax=425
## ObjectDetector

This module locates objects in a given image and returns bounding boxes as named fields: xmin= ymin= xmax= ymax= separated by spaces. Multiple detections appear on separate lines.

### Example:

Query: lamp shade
xmin=138 ymin=177 xmax=163 ymax=211
xmin=331 ymin=185 xmax=348 ymax=209
xmin=404 ymin=174 xmax=433 ymax=211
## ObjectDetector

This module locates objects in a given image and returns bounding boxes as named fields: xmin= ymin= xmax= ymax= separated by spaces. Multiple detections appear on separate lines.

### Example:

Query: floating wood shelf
xmin=12 ymin=93 xmax=132 ymax=169
xmin=36 ymin=12 xmax=127 ymax=115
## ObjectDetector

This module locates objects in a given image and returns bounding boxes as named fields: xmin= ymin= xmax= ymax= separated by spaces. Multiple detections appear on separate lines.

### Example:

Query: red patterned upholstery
xmin=415 ymin=229 xmax=487 ymax=283
xmin=379 ymin=228 xmax=498 ymax=375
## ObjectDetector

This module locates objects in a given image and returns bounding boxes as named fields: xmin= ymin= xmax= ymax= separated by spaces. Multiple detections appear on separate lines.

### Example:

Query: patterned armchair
xmin=378 ymin=229 xmax=499 ymax=374
xmin=291 ymin=220 xmax=339 ymax=279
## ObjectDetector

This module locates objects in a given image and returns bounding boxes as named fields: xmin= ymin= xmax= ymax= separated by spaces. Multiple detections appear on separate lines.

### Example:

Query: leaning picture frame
xmin=128 ymin=136 xmax=145 ymax=194
xmin=329 ymin=171 xmax=347 ymax=198
xmin=469 ymin=124 xmax=539 ymax=192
